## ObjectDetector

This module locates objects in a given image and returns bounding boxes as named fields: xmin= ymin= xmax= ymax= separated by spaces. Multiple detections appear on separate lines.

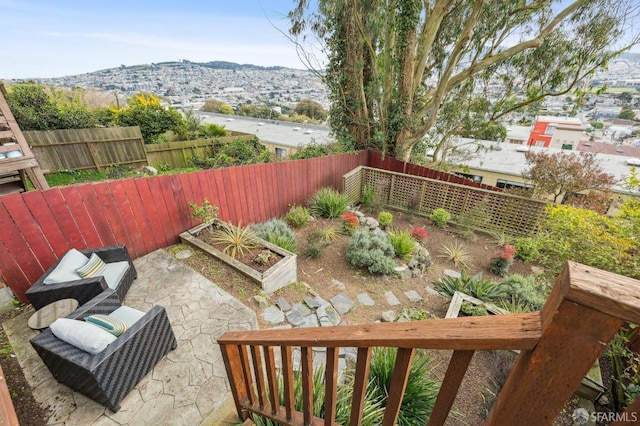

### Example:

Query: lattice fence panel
xmin=388 ymin=175 xmax=423 ymax=210
xmin=362 ymin=168 xmax=392 ymax=205
xmin=343 ymin=166 xmax=363 ymax=205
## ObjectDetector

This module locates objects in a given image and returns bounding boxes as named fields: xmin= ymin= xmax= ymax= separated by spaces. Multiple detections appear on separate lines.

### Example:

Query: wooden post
xmin=485 ymin=262 xmax=640 ymax=425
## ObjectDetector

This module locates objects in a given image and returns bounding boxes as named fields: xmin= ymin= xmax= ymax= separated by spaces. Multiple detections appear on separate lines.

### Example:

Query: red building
xmin=527 ymin=116 xmax=583 ymax=148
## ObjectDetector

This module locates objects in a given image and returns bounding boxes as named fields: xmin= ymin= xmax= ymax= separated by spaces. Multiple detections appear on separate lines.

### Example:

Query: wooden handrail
xmin=219 ymin=262 xmax=640 ymax=425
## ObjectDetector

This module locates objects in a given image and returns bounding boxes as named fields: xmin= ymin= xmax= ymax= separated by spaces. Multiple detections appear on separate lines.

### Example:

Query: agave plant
xmin=433 ymin=270 xmax=507 ymax=302
xmin=210 ymin=222 xmax=257 ymax=258
xmin=438 ymin=240 xmax=474 ymax=268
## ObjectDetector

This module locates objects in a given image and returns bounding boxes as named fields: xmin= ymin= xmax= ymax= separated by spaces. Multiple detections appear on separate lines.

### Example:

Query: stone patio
xmin=3 ymin=249 xmax=258 ymax=425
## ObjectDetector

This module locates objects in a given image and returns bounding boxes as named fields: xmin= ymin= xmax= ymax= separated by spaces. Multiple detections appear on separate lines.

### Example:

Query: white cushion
xmin=50 ymin=318 xmax=117 ymax=354
xmin=109 ymin=306 xmax=145 ymax=327
xmin=43 ymin=249 xmax=89 ymax=284
xmin=102 ymin=261 xmax=129 ymax=289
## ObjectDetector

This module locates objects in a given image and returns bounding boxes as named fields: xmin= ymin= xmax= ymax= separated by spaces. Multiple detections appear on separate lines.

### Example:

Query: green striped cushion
xmin=84 ymin=314 xmax=128 ymax=336
xmin=76 ymin=253 xmax=107 ymax=278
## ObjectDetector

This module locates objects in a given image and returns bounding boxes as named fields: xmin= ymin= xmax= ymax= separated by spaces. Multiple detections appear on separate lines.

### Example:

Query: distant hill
xmin=129 ymin=60 xmax=289 ymax=72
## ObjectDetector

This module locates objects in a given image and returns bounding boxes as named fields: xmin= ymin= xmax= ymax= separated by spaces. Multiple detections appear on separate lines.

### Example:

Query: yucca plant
xmin=491 ymin=231 xmax=513 ymax=248
xmin=321 ymin=225 xmax=341 ymax=242
xmin=388 ymin=228 xmax=416 ymax=260
xmin=308 ymin=187 xmax=348 ymax=218
xmin=210 ymin=222 xmax=257 ymax=258
xmin=438 ymin=240 xmax=474 ymax=268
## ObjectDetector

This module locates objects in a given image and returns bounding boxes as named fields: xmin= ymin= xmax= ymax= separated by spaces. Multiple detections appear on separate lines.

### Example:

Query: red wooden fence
xmin=0 ymin=152 xmax=368 ymax=302
xmin=0 ymin=150 xmax=499 ymax=302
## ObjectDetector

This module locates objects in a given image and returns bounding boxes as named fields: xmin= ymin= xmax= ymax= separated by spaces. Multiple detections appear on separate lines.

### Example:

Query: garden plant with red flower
xmin=341 ymin=211 xmax=359 ymax=235
xmin=410 ymin=226 xmax=430 ymax=242
xmin=490 ymin=244 xmax=517 ymax=276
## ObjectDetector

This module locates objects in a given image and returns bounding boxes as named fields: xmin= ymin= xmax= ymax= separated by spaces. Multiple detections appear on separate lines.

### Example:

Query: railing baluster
xmin=220 ymin=343 xmax=250 ymax=420
xmin=263 ymin=346 xmax=280 ymax=416
xmin=324 ymin=347 xmax=339 ymax=426
xmin=382 ymin=348 xmax=415 ymax=426
xmin=427 ymin=350 xmax=475 ymax=426
xmin=238 ymin=345 xmax=255 ymax=406
xmin=301 ymin=347 xmax=313 ymax=425
xmin=281 ymin=346 xmax=295 ymax=420
xmin=350 ymin=347 xmax=372 ymax=426
xmin=250 ymin=345 xmax=266 ymax=409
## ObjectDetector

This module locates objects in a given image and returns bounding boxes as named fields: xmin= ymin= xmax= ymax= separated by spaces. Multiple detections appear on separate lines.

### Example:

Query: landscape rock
xmin=384 ymin=291 xmax=401 ymax=306
xmin=290 ymin=302 xmax=312 ymax=318
xmin=325 ymin=306 xmax=342 ymax=326
xmin=365 ymin=217 xmax=379 ymax=229
xmin=253 ymin=294 xmax=270 ymax=309
xmin=330 ymin=293 xmax=356 ymax=315
xmin=174 ymin=249 xmax=193 ymax=260
xmin=353 ymin=210 xmax=365 ymax=218
xmin=304 ymin=295 xmax=330 ymax=310
xmin=411 ymin=268 xmax=423 ymax=278
xmin=424 ymin=286 xmax=440 ymax=296
xmin=444 ymin=269 xmax=462 ymax=279
xmin=404 ymin=290 xmax=422 ymax=302
xmin=301 ymin=314 xmax=320 ymax=328
xmin=394 ymin=265 xmax=412 ymax=280
xmin=263 ymin=306 xmax=285 ymax=324
xmin=356 ymin=293 xmax=376 ymax=306
xmin=285 ymin=310 xmax=305 ymax=327
xmin=381 ymin=310 xmax=396 ymax=322
xmin=331 ymin=279 xmax=346 ymax=290
xmin=275 ymin=297 xmax=291 ymax=312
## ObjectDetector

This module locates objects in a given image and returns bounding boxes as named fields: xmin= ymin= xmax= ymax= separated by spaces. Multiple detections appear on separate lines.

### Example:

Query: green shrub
xmin=189 ymin=198 xmax=219 ymax=224
xmin=514 ymin=237 xmax=539 ymax=262
xmin=361 ymin=185 xmax=375 ymax=209
xmin=388 ymin=229 xmax=416 ymax=260
xmin=252 ymin=219 xmax=297 ymax=253
xmin=367 ymin=348 xmax=440 ymax=425
xmin=489 ymin=245 xmax=517 ymax=277
xmin=302 ymin=241 xmax=329 ymax=258
xmin=308 ymin=187 xmax=348 ymax=218
xmin=500 ymin=274 xmax=548 ymax=311
xmin=377 ymin=211 xmax=393 ymax=229
xmin=346 ymin=230 xmax=396 ymax=274
xmin=460 ymin=302 xmax=489 ymax=316
xmin=429 ymin=208 xmax=451 ymax=228
xmin=285 ymin=205 xmax=311 ymax=228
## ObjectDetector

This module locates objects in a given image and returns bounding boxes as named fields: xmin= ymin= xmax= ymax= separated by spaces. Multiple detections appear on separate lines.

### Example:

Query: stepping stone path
xmin=357 ymin=293 xmax=376 ymax=306
xmin=444 ymin=269 xmax=462 ymax=279
xmin=424 ymin=285 xmax=440 ymax=296
xmin=330 ymin=293 xmax=356 ymax=315
xmin=404 ymin=290 xmax=422 ymax=302
xmin=275 ymin=297 xmax=291 ymax=312
xmin=384 ymin=291 xmax=401 ymax=306
xmin=263 ymin=305 xmax=285 ymax=324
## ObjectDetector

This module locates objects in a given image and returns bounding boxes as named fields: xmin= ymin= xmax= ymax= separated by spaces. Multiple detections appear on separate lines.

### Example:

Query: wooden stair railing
xmin=219 ymin=262 xmax=640 ymax=425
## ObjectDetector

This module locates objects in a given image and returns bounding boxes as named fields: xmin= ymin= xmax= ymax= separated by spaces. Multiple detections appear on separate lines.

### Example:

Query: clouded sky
xmin=1 ymin=0 xmax=312 ymax=79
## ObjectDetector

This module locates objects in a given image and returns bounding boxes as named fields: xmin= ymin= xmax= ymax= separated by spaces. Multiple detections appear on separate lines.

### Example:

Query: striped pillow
xmin=76 ymin=253 xmax=106 ymax=278
xmin=84 ymin=314 xmax=128 ymax=336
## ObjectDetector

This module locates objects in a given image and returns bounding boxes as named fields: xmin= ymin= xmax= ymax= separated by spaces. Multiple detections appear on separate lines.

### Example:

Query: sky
xmin=1 ymin=0 xmax=316 ymax=79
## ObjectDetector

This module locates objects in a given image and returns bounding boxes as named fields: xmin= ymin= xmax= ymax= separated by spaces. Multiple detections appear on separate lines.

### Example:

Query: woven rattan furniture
xmin=25 ymin=245 xmax=137 ymax=310
xmin=27 ymin=298 xmax=78 ymax=330
xmin=30 ymin=289 xmax=177 ymax=412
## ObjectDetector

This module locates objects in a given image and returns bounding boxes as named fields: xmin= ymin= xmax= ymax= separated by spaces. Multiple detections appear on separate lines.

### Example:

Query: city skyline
xmin=2 ymin=0 xmax=320 ymax=79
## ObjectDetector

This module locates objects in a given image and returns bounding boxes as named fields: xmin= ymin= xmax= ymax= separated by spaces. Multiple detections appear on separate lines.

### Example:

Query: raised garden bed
xmin=179 ymin=221 xmax=297 ymax=293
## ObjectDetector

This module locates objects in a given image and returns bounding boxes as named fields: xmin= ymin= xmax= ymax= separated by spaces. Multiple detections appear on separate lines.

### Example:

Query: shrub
xmin=410 ymin=227 xmax=430 ymax=242
xmin=302 ymin=241 xmax=329 ymax=259
xmin=361 ymin=185 xmax=375 ymax=209
xmin=514 ymin=237 xmax=539 ymax=262
xmin=367 ymin=348 xmax=440 ymax=425
xmin=308 ymin=187 xmax=348 ymax=218
xmin=429 ymin=208 xmax=451 ymax=228
xmin=210 ymin=222 xmax=257 ymax=258
xmin=377 ymin=211 xmax=393 ymax=229
xmin=500 ymin=274 xmax=548 ymax=311
xmin=346 ymin=230 xmax=396 ymax=274
xmin=285 ymin=205 xmax=311 ymax=228
xmin=438 ymin=241 xmax=474 ymax=268
xmin=341 ymin=211 xmax=359 ymax=235
xmin=460 ymin=302 xmax=489 ymax=316
xmin=252 ymin=219 xmax=297 ymax=253
xmin=489 ymin=244 xmax=517 ymax=277
xmin=388 ymin=229 xmax=416 ymax=260
xmin=189 ymin=198 xmax=219 ymax=224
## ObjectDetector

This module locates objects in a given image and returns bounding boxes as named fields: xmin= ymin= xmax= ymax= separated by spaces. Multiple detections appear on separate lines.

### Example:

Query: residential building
xmin=527 ymin=116 xmax=584 ymax=148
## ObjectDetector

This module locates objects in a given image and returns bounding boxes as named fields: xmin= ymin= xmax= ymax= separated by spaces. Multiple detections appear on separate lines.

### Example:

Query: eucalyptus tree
xmin=288 ymin=0 xmax=640 ymax=161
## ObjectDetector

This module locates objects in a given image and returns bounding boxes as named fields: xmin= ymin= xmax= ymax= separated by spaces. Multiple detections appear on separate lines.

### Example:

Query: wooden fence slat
xmin=220 ymin=168 xmax=237 ymax=223
xmin=48 ymin=187 xmax=92 ymax=248
xmin=0 ymin=234 xmax=30 ymax=300
xmin=76 ymin=184 xmax=117 ymax=247
xmin=3 ymin=193 xmax=55 ymax=268
xmin=211 ymin=169 xmax=229 ymax=222
xmin=93 ymin=182 xmax=134 ymax=251
xmin=108 ymin=181 xmax=146 ymax=257
xmin=0 ymin=202 xmax=44 ymax=284
xmin=21 ymin=191 xmax=70 ymax=256
xmin=158 ymin=175 xmax=184 ymax=240
xmin=170 ymin=174 xmax=191 ymax=232
xmin=121 ymin=178 xmax=159 ymax=254
xmin=137 ymin=177 xmax=173 ymax=248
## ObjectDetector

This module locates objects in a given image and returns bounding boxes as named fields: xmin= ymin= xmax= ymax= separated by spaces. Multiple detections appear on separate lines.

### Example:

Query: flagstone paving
xmin=3 ymin=249 xmax=258 ymax=426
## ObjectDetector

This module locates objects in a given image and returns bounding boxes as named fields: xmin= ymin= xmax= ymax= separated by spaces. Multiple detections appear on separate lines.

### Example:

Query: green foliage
xmin=377 ymin=211 xmax=393 ymax=229
xmin=237 ymin=103 xmax=280 ymax=120
xmin=366 ymin=348 xmax=440 ymax=425
xmin=536 ymin=205 xmax=639 ymax=279
xmin=461 ymin=302 xmax=489 ymax=316
xmin=320 ymin=225 xmax=341 ymax=242
xmin=438 ymin=241 xmax=474 ymax=268
xmin=433 ymin=270 xmax=507 ymax=301
xmin=210 ymin=222 xmax=257 ymax=258
xmin=618 ymin=108 xmax=636 ymax=120
xmin=401 ymin=308 xmax=436 ymax=321
xmin=500 ymin=274 xmax=548 ymax=311
xmin=590 ymin=120 xmax=604 ymax=129
xmin=341 ymin=211 xmax=359 ymax=235
xmin=200 ymin=99 xmax=234 ymax=114
xmin=189 ymin=198 xmax=219 ymax=224
xmin=302 ymin=240 xmax=329 ymax=258
xmin=361 ymin=185 xmax=375 ymax=209
xmin=387 ymin=228 xmax=416 ymax=260
xmin=198 ymin=123 xmax=228 ymax=137
xmin=308 ymin=187 xmax=348 ymax=218
xmin=45 ymin=169 xmax=107 ymax=186
xmin=285 ymin=205 xmax=311 ymax=228
xmin=290 ymin=142 xmax=337 ymax=160
xmin=252 ymin=219 xmax=297 ymax=253
xmin=346 ymin=230 xmax=396 ymax=274
xmin=513 ymin=237 xmax=539 ymax=262
xmin=429 ymin=208 xmax=451 ymax=228
xmin=294 ymin=98 xmax=328 ymax=121
xmin=489 ymin=245 xmax=517 ymax=277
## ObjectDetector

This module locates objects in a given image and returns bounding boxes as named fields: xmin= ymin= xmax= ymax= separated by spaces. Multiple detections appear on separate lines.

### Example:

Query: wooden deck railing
xmin=218 ymin=261 xmax=640 ymax=425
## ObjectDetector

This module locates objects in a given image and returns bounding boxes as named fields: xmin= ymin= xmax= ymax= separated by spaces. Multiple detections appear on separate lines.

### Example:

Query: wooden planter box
xmin=445 ymin=291 xmax=605 ymax=401
xmin=179 ymin=221 xmax=297 ymax=294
